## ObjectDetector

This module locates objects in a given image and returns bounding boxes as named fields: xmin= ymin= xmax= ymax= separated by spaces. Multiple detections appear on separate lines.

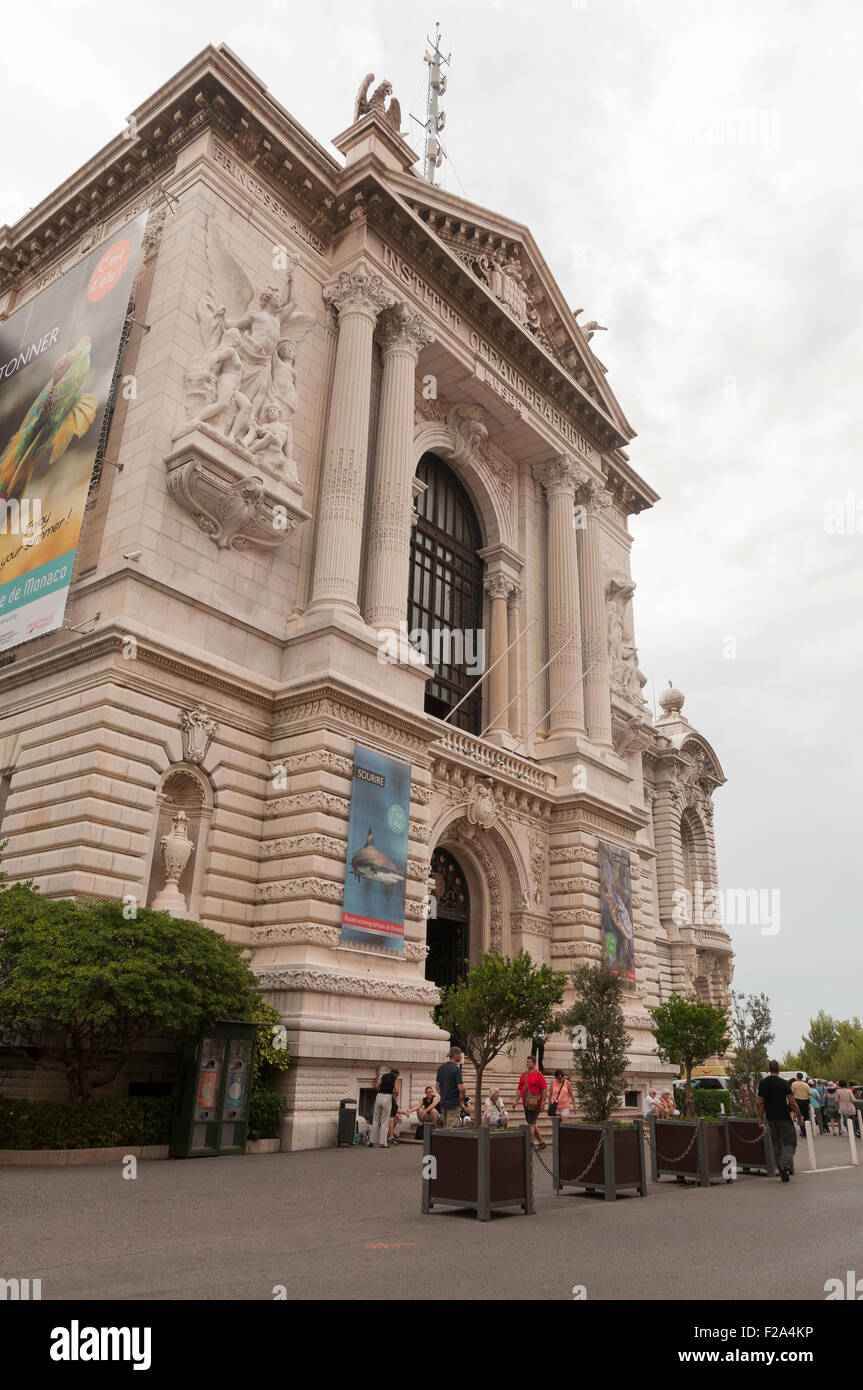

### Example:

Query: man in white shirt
xmin=642 ymin=1088 xmax=661 ymax=1118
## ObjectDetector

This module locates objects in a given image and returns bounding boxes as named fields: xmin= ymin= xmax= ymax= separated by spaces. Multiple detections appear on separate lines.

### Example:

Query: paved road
xmin=3 ymin=1132 xmax=859 ymax=1301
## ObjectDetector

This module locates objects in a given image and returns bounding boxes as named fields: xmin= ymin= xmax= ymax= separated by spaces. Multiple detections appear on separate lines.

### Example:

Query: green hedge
xmin=672 ymin=1087 xmax=730 ymax=1118
xmin=247 ymin=1090 xmax=286 ymax=1141
xmin=0 ymin=1095 xmax=173 ymax=1150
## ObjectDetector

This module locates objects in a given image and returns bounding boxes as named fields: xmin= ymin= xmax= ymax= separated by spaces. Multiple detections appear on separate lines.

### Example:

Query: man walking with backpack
xmin=758 ymin=1060 xmax=803 ymax=1182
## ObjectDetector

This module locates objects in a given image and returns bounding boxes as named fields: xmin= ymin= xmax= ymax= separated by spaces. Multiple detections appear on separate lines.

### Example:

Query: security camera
xmin=123 ymin=550 xmax=143 ymax=562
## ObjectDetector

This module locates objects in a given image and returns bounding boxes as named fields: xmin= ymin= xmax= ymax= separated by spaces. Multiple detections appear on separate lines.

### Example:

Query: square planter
xmin=552 ymin=1118 xmax=647 ymax=1200
xmin=722 ymin=1116 xmax=775 ymax=1175
xmin=421 ymin=1123 xmax=534 ymax=1221
xmin=649 ymin=1116 xmax=729 ymax=1186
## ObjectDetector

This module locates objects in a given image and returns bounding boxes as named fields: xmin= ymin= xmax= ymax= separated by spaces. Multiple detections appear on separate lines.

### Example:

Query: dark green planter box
xmin=650 ymin=1116 xmax=738 ymax=1186
xmin=421 ymin=1123 xmax=534 ymax=1221
xmin=723 ymin=1116 xmax=775 ymax=1175
xmin=552 ymin=1118 xmax=646 ymax=1200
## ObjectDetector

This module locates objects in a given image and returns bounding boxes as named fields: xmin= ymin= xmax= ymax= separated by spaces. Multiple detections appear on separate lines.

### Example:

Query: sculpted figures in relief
xmin=182 ymin=217 xmax=314 ymax=491
xmin=605 ymin=576 xmax=647 ymax=705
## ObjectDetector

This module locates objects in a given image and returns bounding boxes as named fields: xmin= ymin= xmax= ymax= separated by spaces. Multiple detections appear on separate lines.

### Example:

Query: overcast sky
xmin=2 ymin=0 xmax=860 ymax=1055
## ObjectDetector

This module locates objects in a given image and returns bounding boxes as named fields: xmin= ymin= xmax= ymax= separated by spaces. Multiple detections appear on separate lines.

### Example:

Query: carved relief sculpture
xmin=605 ymin=575 xmax=647 ymax=704
xmin=180 ymin=217 xmax=314 ymax=491
xmin=180 ymin=705 xmax=218 ymax=764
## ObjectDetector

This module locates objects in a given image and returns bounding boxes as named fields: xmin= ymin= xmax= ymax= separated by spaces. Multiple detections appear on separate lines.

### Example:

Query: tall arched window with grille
xmin=408 ymin=454 xmax=484 ymax=733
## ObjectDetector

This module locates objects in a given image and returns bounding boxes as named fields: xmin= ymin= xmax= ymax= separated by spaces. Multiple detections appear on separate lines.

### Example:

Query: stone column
xmin=538 ymin=455 xmax=586 ymax=737
xmin=364 ymin=303 xmax=434 ymax=630
xmin=576 ymin=477 xmax=613 ymax=746
xmin=483 ymin=574 xmax=518 ymax=735
xmin=308 ymin=262 xmax=393 ymax=614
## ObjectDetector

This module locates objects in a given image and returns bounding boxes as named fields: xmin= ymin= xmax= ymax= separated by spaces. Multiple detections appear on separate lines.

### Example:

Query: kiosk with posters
xmin=170 ymin=1022 xmax=257 ymax=1158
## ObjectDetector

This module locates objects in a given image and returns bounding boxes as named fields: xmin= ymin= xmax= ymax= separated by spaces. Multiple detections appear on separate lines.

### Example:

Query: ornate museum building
xmin=0 ymin=46 xmax=733 ymax=1146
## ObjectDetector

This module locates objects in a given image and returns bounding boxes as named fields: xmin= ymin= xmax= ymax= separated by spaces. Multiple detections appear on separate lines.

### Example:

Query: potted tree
xmin=649 ymin=996 xmax=731 ymax=1185
xmin=724 ymin=991 xmax=775 ymax=1175
xmin=422 ymin=951 xmax=565 ymax=1220
xmin=553 ymin=960 xmax=646 ymax=1200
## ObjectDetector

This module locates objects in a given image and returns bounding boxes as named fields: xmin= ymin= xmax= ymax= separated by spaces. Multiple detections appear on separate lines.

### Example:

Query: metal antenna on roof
xmin=423 ymin=22 xmax=450 ymax=186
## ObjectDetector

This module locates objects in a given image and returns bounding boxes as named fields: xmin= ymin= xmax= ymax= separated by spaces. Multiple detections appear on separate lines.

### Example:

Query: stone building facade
xmin=0 ymin=45 xmax=733 ymax=1145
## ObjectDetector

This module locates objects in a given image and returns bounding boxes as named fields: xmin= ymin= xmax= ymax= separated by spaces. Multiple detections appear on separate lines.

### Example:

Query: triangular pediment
xmin=383 ymin=172 xmax=634 ymax=439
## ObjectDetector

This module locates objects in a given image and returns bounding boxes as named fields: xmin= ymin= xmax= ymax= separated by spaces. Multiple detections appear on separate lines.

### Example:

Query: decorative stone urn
xmin=151 ymin=810 xmax=195 ymax=918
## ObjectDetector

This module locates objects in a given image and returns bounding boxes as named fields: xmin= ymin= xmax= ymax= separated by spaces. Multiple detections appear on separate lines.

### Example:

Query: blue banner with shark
xmin=0 ymin=212 xmax=146 ymax=651
xmin=341 ymin=745 xmax=410 ymax=953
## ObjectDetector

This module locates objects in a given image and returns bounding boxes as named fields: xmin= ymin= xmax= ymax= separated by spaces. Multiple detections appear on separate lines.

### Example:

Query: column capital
xmin=484 ymin=573 xmax=518 ymax=602
xmin=535 ymin=453 xmax=590 ymax=499
xmin=376 ymin=302 xmax=435 ymax=358
xmin=575 ymin=475 xmax=614 ymax=512
xmin=323 ymin=260 xmax=394 ymax=320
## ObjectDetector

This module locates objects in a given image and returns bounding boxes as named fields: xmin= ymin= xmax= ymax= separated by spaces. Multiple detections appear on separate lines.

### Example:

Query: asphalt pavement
xmin=2 ymin=1131 xmax=859 ymax=1301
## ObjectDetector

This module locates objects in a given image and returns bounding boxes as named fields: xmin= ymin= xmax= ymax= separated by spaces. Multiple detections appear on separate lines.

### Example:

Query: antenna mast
xmin=423 ymin=22 xmax=450 ymax=185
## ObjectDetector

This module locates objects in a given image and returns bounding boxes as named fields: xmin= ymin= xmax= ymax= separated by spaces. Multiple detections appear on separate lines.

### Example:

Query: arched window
xmin=408 ymin=454 xmax=484 ymax=733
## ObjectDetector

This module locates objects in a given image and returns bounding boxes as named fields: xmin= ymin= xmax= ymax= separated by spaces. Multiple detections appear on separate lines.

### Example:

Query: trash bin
xmin=337 ymin=1098 xmax=357 ymax=1146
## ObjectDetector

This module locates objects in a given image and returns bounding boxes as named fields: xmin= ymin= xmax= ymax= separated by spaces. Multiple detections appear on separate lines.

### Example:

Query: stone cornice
xmin=0 ymin=44 xmax=342 ymax=294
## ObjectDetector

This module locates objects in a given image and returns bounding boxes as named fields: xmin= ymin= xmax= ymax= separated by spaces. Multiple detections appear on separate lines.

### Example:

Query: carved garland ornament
xmin=253 ymin=966 xmax=440 ymax=1004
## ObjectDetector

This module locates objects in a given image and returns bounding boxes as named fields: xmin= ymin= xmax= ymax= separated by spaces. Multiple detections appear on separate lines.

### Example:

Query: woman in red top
xmin=515 ymin=1055 xmax=548 ymax=1149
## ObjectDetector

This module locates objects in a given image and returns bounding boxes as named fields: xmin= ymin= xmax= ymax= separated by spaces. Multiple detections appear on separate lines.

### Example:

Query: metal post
xmin=696 ymin=1118 xmax=709 ymax=1187
xmin=602 ymin=1120 xmax=615 ymax=1201
xmin=847 ymin=1119 xmax=860 ymax=1166
xmin=804 ymin=1118 xmax=817 ymax=1172
xmin=421 ymin=1121 xmax=432 ymax=1213
xmin=552 ymin=1114 xmax=560 ymax=1194
xmin=762 ymin=1122 xmax=776 ymax=1177
xmin=649 ymin=1113 xmax=658 ymax=1182
xmin=477 ymin=1124 xmax=491 ymax=1221
xmin=635 ymin=1119 xmax=647 ymax=1196
xmin=522 ymin=1124 xmax=535 ymax=1215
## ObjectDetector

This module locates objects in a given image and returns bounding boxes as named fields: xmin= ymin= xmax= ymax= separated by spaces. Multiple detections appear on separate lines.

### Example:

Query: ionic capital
xmin=324 ymin=261 xmax=394 ymax=320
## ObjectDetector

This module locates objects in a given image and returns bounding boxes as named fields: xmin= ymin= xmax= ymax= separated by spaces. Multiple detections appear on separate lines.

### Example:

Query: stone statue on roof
xmin=354 ymin=74 xmax=402 ymax=131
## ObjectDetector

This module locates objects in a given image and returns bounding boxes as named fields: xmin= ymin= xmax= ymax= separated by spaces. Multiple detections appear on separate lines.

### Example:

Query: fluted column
xmin=364 ymin=304 xmax=434 ymax=630
xmin=483 ymin=574 xmax=518 ymax=734
xmin=308 ymin=262 xmax=394 ymax=614
xmin=538 ymin=455 xmax=586 ymax=737
xmin=576 ymin=477 xmax=614 ymax=746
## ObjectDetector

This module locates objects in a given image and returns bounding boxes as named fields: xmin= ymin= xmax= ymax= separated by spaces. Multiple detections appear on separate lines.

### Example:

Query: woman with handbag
xmin=549 ymin=1070 xmax=574 ymax=1122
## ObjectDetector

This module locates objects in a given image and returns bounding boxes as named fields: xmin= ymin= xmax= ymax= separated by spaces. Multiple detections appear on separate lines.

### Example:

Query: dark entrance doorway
xmin=425 ymin=846 xmax=470 ymax=993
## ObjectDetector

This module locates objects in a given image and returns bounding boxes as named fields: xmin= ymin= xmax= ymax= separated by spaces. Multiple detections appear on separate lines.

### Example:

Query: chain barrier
xmin=726 ymin=1123 xmax=768 ymax=1146
xmin=532 ymin=1128 xmax=606 ymax=1185
xmin=646 ymin=1124 xmax=700 ymax=1166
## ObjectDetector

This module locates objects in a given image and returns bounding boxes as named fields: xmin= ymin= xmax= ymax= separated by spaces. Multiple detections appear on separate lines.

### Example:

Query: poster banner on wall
xmin=0 ymin=212 xmax=147 ymax=651
xmin=598 ymin=838 xmax=636 ymax=986
xmin=341 ymin=745 xmax=410 ymax=954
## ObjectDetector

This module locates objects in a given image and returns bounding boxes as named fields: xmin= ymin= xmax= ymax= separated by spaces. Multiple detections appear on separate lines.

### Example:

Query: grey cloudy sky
xmin=2 ymin=0 xmax=860 ymax=1054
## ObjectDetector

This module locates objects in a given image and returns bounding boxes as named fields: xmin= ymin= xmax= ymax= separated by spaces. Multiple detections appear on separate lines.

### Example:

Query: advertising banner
xmin=341 ymin=745 xmax=410 ymax=953
xmin=598 ymin=839 xmax=636 ymax=985
xmin=0 ymin=213 xmax=146 ymax=651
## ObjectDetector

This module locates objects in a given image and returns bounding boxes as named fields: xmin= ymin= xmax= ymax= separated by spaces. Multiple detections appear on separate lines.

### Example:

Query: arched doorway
xmin=408 ymin=453 xmax=484 ymax=733
xmin=425 ymin=845 xmax=470 ymax=992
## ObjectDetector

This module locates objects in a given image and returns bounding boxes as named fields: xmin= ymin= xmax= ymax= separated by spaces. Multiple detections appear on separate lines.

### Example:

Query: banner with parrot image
xmin=0 ymin=212 xmax=146 ymax=651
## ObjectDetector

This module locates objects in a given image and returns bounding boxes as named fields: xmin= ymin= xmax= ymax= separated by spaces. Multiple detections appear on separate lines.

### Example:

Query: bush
xmin=0 ymin=1095 xmax=173 ymax=1150
xmin=672 ymin=1088 xmax=729 ymax=1118
xmin=247 ymin=1090 xmax=286 ymax=1142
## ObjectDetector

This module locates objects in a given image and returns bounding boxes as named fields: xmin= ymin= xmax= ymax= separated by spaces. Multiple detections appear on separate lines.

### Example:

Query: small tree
xmin=561 ymin=959 xmax=631 ymax=1122
xmin=795 ymin=1010 xmax=840 ymax=1076
xmin=0 ymin=882 xmax=260 ymax=1099
xmin=436 ymin=951 xmax=566 ymax=1125
xmin=650 ymin=995 xmax=730 ymax=1118
xmin=727 ymin=991 xmax=774 ymax=1116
